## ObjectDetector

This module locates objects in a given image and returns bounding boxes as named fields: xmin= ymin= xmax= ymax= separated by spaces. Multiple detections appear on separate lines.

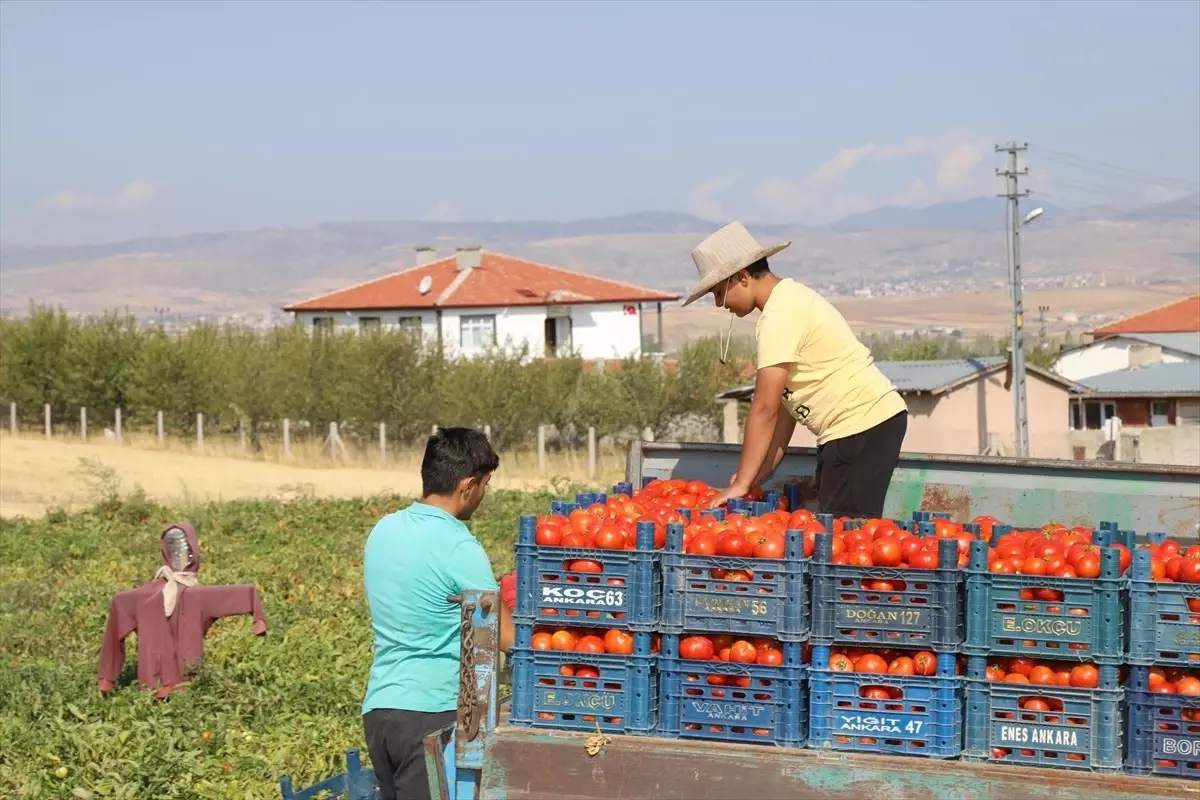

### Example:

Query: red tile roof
xmin=283 ymin=251 xmax=679 ymax=312
xmin=1089 ymin=294 xmax=1200 ymax=335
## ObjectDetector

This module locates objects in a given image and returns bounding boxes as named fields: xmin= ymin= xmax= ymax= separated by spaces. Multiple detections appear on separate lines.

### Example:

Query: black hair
xmin=421 ymin=427 xmax=500 ymax=497
xmin=744 ymin=258 xmax=771 ymax=279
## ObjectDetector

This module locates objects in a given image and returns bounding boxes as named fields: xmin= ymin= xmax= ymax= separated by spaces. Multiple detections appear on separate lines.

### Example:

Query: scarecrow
xmin=97 ymin=522 xmax=267 ymax=698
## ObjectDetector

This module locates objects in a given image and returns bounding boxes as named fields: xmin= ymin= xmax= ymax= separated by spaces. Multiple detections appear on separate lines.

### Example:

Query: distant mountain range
xmin=1 ymin=195 xmax=1196 ymax=318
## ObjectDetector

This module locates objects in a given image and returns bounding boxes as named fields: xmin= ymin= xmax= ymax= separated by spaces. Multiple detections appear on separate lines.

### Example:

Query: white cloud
xmin=689 ymin=130 xmax=996 ymax=224
xmin=41 ymin=180 xmax=161 ymax=213
xmin=688 ymin=174 xmax=741 ymax=220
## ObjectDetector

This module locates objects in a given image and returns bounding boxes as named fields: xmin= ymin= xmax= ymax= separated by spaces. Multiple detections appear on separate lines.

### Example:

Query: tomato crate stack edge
xmin=1125 ymin=540 xmax=1200 ymax=779
xmin=961 ymin=522 xmax=1133 ymax=773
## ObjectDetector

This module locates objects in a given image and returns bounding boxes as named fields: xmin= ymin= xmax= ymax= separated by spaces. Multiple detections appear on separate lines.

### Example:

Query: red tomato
xmin=848 ymin=550 xmax=873 ymax=567
xmin=729 ymin=641 xmax=759 ymax=664
xmin=1179 ymin=558 xmax=1200 ymax=584
xmin=686 ymin=532 xmax=718 ymax=556
xmin=717 ymin=532 xmax=753 ymax=558
xmin=531 ymin=632 xmax=553 ymax=651
xmin=908 ymin=550 xmax=938 ymax=570
xmin=1004 ymin=673 xmax=1030 ymax=683
xmin=679 ymin=636 xmax=714 ymax=661
xmin=756 ymin=648 xmax=784 ymax=666
xmin=855 ymin=654 xmax=888 ymax=674
xmin=912 ymin=651 xmax=937 ymax=676
xmin=1150 ymin=557 xmax=1167 ymax=582
xmin=575 ymin=635 xmax=606 ymax=654
xmin=985 ymin=664 xmax=1006 ymax=682
xmin=550 ymin=630 xmax=578 ymax=651
xmin=1069 ymin=664 xmax=1099 ymax=689
xmin=536 ymin=524 xmax=563 ymax=546
xmin=604 ymin=629 xmax=634 ymax=655
xmin=1008 ymin=657 xmax=1036 ymax=676
xmin=754 ymin=532 xmax=786 ymax=559
xmin=1020 ymin=557 xmax=1048 ymax=576
xmin=829 ymin=653 xmax=854 ymax=671
xmin=593 ymin=527 xmax=625 ymax=551
xmin=1075 ymin=553 xmax=1101 ymax=579
xmin=872 ymin=537 xmax=903 ymax=567
xmin=1176 ymin=676 xmax=1200 ymax=696
xmin=1028 ymin=666 xmax=1056 ymax=685
xmin=1111 ymin=543 xmax=1132 ymax=575
xmin=1022 ymin=698 xmax=1051 ymax=712
xmin=888 ymin=656 xmax=915 ymax=675
xmin=567 ymin=559 xmax=604 ymax=573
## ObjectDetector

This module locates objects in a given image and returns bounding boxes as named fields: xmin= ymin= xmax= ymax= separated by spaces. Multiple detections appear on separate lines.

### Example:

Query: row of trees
xmin=0 ymin=307 xmax=747 ymax=449
xmin=0 ymin=306 xmax=1064 ymax=450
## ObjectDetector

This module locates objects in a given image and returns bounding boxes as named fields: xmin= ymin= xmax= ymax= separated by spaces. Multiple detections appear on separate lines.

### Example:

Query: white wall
xmin=1054 ymin=337 xmax=1196 ymax=381
xmin=292 ymin=302 xmax=644 ymax=360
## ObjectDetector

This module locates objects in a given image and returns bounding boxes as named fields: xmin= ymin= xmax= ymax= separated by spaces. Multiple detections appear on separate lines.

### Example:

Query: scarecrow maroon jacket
xmin=97 ymin=522 xmax=266 ymax=696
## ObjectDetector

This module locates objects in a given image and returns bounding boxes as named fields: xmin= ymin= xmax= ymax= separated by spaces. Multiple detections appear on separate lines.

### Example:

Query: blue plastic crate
xmin=509 ymin=625 xmax=657 ymax=735
xmin=661 ymin=522 xmax=810 ymax=641
xmin=963 ymin=656 xmax=1123 ymax=772
xmin=1128 ymin=545 xmax=1200 ymax=667
xmin=658 ymin=635 xmax=806 ymax=746
xmin=964 ymin=531 xmax=1128 ymax=664
xmin=810 ymin=532 xmax=964 ymax=651
xmin=1126 ymin=665 xmax=1200 ymax=778
xmin=514 ymin=515 xmax=661 ymax=631
xmin=808 ymin=645 xmax=962 ymax=758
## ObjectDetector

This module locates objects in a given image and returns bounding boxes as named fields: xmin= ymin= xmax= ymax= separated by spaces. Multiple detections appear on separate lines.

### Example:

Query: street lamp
xmin=1009 ymin=205 xmax=1044 ymax=458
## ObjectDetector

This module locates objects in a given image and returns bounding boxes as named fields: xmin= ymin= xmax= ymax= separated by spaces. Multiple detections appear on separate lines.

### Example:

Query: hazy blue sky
xmin=2 ymin=0 xmax=1198 ymax=245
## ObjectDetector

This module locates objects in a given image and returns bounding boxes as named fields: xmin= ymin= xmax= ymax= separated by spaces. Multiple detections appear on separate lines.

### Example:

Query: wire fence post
xmin=44 ymin=404 xmax=51 ymax=438
xmin=283 ymin=418 xmax=291 ymax=458
xmin=537 ymin=424 xmax=546 ymax=474
xmin=115 ymin=408 xmax=123 ymax=442
xmin=239 ymin=417 xmax=246 ymax=452
xmin=80 ymin=407 xmax=87 ymax=442
xmin=157 ymin=410 xmax=164 ymax=445
xmin=587 ymin=426 xmax=596 ymax=479
xmin=379 ymin=422 xmax=387 ymax=463
xmin=196 ymin=413 xmax=204 ymax=449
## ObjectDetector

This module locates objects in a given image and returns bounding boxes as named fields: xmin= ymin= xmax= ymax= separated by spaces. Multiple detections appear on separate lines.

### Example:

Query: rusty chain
xmin=455 ymin=595 xmax=481 ymax=742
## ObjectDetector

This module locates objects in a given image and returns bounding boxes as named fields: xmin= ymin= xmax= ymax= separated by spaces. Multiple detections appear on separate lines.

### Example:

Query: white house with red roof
xmin=1055 ymin=293 xmax=1200 ymax=382
xmin=282 ymin=246 xmax=679 ymax=360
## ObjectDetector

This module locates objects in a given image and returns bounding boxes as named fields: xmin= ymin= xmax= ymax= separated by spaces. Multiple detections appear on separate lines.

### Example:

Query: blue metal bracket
xmin=425 ymin=588 xmax=501 ymax=800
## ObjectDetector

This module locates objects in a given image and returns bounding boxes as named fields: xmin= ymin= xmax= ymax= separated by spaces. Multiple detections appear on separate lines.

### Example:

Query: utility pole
xmin=1038 ymin=305 xmax=1051 ymax=347
xmin=997 ymin=141 xmax=1030 ymax=458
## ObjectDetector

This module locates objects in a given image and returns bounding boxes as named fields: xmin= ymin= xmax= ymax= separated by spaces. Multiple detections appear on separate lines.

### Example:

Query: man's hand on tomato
xmin=499 ymin=572 xmax=516 ymax=611
xmin=708 ymin=476 xmax=754 ymax=509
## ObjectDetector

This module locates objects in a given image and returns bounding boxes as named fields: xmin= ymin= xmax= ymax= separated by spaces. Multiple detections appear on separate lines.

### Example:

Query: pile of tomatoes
xmin=985 ymin=525 xmax=1133 ymax=579
xmin=681 ymin=508 xmax=823 ymax=561
xmin=813 ymin=515 xmax=994 ymax=570
xmin=677 ymin=634 xmax=796 ymax=667
xmin=1137 ymin=538 xmax=1200 ymax=584
xmin=983 ymin=656 xmax=1103 ymax=688
xmin=825 ymin=647 xmax=944 ymax=677
xmin=1144 ymin=667 xmax=1200 ymax=697
xmin=529 ymin=626 xmax=658 ymax=656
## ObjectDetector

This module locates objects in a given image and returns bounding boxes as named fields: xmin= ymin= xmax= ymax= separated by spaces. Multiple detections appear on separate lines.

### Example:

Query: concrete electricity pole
xmin=997 ymin=141 xmax=1030 ymax=458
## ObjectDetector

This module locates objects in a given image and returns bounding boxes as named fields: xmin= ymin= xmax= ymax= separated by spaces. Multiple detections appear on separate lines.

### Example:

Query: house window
xmin=1082 ymin=401 xmax=1116 ymax=430
xmin=311 ymin=316 xmax=333 ymax=330
xmin=358 ymin=316 xmax=381 ymax=330
xmin=398 ymin=316 xmax=422 ymax=334
xmin=460 ymin=314 xmax=496 ymax=351
xmin=1149 ymin=400 xmax=1170 ymax=427
xmin=1070 ymin=399 xmax=1083 ymax=430
xmin=1178 ymin=400 xmax=1200 ymax=427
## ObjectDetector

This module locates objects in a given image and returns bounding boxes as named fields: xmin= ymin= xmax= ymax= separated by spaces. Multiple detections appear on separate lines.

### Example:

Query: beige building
xmin=717 ymin=356 xmax=1077 ymax=460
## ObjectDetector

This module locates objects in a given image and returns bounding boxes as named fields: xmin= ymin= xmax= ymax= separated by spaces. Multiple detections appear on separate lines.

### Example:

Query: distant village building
xmin=282 ymin=246 xmax=677 ymax=360
xmin=1056 ymin=294 xmax=1200 ymax=466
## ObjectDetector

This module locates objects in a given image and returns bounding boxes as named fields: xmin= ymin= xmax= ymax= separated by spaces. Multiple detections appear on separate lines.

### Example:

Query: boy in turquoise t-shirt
xmin=362 ymin=427 xmax=514 ymax=800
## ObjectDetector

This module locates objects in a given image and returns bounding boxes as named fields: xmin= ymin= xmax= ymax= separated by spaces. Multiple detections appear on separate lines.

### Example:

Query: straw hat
xmin=682 ymin=222 xmax=791 ymax=306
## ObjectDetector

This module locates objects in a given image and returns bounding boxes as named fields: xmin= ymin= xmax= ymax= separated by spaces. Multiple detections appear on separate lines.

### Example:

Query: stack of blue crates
xmin=509 ymin=492 xmax=661 ymax=735
xmin=1126 ymin=539 xmax=1200 ymax=779
xmin=962 ymin=524 xmax=1130 ymax=773
xmin=807 ymin=513 xmax=966 ymax=758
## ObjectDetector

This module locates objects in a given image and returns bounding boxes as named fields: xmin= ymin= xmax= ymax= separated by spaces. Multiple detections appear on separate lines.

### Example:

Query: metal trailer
xmin=281 ymin=444 xmax=1200 ymax=800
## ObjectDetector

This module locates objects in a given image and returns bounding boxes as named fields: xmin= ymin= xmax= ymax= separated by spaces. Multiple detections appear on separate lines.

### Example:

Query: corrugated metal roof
xmin=1124 ymin=332 xmax=1200 ymax=357
xmin=715 ymin=356 xmax=1079 ymax=402
xmin=1077 ymin=362 xmax=1200 ymax=397
xmin=876 ymin=357 xmax=1005 ymax=392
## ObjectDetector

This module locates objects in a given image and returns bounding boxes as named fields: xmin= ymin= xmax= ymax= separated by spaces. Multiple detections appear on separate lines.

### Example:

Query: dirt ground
xmin=0 ymin=435 xmax=623 ymax=519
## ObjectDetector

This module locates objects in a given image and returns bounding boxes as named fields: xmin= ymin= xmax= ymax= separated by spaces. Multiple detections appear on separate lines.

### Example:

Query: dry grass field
xmin=0 ymin=433 xmax=625 ymax=519
xmin=660 ymin=284 xmax=1199 ymax=347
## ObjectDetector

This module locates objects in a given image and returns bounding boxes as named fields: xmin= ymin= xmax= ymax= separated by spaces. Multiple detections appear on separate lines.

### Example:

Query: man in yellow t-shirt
xmin=683 ymin=222 xmax=909 ymax=518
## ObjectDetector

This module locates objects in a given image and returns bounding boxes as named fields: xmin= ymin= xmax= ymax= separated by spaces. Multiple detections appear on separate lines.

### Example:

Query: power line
xmin=1038 ymin=146 xmax=1199 ymax=193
